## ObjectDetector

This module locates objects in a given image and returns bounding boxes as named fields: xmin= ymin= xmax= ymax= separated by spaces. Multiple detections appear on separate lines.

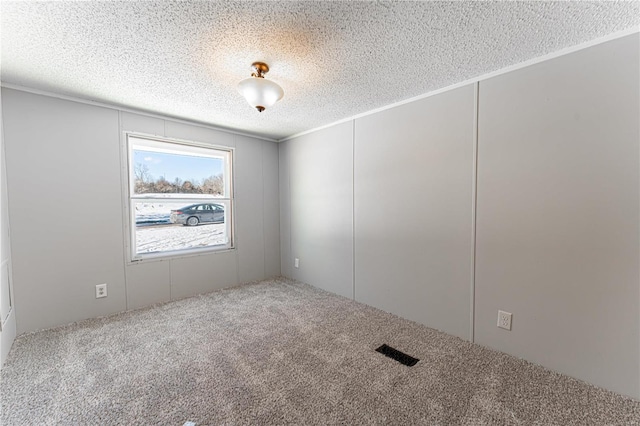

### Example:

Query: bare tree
xmin=202 ymin=174 xmax=224 ymax=195
xmin=134 ymin=163 xmax=151 ymax=182
xmin=154 ymin=176 xmax=174 ymax=193
xmin=134 ymin=166 xmax=224 ymax=195
xmin=134 ymin=163 xmax=153 ymax=193
xmin=173 ymin=177 xmax=183 ymax=190
xmin=181 ymin=181 xmax=198 ymax=193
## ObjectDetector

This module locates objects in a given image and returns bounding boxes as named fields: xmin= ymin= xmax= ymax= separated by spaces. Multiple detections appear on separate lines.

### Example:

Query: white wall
xmin=280 ymin=122 xmax=353 ymax=298
xmin=280 ymin=86 xmax=475 ymax=341
xmin=279 ymin=33 xmax=640 ymax=398
xmin=2 ymin=89 xmax=280 ymax=334
xmin=474 ymin=34 xmax=639 ymax=398
xmin=1 ymin=87 xmax=17 ymax=366
xmin=354 ymin=85 xmax=475 ymax=340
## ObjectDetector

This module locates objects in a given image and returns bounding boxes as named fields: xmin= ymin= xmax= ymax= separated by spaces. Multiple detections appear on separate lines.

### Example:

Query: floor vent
xmin=375 ymin=344 xmax=419 ymax=367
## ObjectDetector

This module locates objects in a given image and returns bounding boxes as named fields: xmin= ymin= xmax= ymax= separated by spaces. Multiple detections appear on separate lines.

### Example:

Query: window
xmin=126 ymin=134 xmax=233 ymax=260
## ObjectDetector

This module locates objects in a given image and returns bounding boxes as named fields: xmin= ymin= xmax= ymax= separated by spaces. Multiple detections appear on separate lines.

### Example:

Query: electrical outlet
xmin=294 ymin=258 xmax=300 ymax=268
xmin=96 ymin=283 xmax=107 ymax=299
xmin=497 ymin=310 xmax=512 ymax=330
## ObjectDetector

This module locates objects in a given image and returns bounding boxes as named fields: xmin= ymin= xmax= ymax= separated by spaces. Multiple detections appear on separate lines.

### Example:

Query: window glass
xmin=127 ymin=135 xmax=233 ymax=260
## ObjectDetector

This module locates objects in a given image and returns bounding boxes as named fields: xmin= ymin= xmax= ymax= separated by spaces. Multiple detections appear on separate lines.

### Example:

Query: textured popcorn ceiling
xmin=1 ymin=1 xmax=639 ymax=140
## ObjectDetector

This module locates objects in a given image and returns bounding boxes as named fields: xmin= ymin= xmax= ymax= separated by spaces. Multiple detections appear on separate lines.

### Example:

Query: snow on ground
xmin=134 ymin=202 xmax=177 ymax=225
xmin=136 ymin=223 xmax=227 ymax=254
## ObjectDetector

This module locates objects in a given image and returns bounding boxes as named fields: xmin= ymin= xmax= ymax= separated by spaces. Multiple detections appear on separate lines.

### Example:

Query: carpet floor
xmin=2 ymin=278 xmax=639 ymax=425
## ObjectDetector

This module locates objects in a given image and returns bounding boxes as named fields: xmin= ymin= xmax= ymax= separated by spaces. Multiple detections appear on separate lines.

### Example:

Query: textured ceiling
xmin=1 ymin=1 xmax=639 ymax=140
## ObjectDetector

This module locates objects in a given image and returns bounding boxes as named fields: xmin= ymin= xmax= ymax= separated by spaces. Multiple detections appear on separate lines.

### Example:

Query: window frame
xmin=123 ymin=132 xmax=235 ymax=263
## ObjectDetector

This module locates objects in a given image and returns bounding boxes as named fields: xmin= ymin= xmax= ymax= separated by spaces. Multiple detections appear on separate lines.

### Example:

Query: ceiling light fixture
xmin=237 ymin=62 xmax=284 ymax=112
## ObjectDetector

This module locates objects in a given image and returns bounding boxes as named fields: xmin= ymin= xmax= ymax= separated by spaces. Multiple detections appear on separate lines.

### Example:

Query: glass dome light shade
xmin=237 ymin=77 xmax=284 ymax=111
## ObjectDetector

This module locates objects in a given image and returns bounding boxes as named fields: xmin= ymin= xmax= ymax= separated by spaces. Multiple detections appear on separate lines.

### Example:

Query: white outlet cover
xmin=96 ymin=283 xmax=107 ymax=299
xmin=497 ymin=310 xmax=512 ymax=331
xmin=294 ymin=258 xmax=299 ymax=268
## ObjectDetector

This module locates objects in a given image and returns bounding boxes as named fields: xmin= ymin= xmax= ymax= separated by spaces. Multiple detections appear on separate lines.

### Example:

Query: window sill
xmin=127 ymin=246 xmax=236 ymax=266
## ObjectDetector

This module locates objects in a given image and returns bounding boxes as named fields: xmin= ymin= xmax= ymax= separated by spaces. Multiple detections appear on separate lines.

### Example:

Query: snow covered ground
xmin=135 ymin=223 xmax=227 ymax=254
xmin=134 ymin=202 xmax=177 ymax=225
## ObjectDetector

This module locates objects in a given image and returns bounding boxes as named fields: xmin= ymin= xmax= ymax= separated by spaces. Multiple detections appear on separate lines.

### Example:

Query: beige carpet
xmin=2 ymin=278 xmax=639 ymax=425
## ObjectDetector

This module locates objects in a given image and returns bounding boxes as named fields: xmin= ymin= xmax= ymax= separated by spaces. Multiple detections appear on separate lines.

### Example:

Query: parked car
xmin=170 ymin=203 xmax=224 ymax=226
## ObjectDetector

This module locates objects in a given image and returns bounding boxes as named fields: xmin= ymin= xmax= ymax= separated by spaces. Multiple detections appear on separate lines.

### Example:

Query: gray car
xmin=170 ymin=203 xmax=225 ymax=226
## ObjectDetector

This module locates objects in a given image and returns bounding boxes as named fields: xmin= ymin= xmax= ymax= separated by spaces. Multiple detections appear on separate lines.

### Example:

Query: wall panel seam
xmin=288 ymin=144 xmax=292 ymax=278
xmin=275 ymin=144 xmax=281 ymax=277
xmin=352 ymin=119 xmax=356 ymax=301
xmin=470 ymin=82 xmax=479 ymax=343
xmin=262 ymin=141 xmax=266 ymax=279
xmin=234 ymin=135 xmax=241 ymax=286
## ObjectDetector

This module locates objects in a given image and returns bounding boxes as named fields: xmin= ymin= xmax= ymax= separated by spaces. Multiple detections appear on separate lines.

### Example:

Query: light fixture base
xmin=251 ymin=62 xmax=270 ymax=78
